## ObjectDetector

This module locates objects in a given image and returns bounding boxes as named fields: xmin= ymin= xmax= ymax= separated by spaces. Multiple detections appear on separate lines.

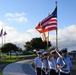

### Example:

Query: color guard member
xmin=48 ymin=50 xmax=58 ymax=75
xmin=41 ymin=52 xmax=49 ymax=75
xmin=57 ymin=48 xmax=72 ymax=75
xmin=34 ymin=51 xmax=42 ymax=75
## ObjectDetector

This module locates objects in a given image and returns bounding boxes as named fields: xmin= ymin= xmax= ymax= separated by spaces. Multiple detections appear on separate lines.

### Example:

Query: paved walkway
xmin=2 ymin=58 xmax=76 ymax=75
xmin=2 ymin=59 xmax=36 ymax=75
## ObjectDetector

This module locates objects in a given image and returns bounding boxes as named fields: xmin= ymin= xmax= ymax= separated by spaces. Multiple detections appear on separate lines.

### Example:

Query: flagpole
xmin=1 ymin=33 xmax=3 ymax=59
xmin=55 ymin=1 xmax=58 ymax=51
xmin=47 ymin=32 xmax=49 ymax=51
xmin=2 ymin=27 xmax=3 ymax=47
xmin=2 ymin=35 xmax=3 ymax=47
xmin=4 ymin=34 xmax=5 ymax=44
xmin=0 ymin=26 xmax=3 ymax=59
xmin=56 ymin=29 xmax=58 ymax=51
xmin=46 ymin=12 xmax=50 ymax=51
xmin=55 ymin=1 xmax=66 ymax=65
xmin=4 ymin=30 xmax=6 ymax=44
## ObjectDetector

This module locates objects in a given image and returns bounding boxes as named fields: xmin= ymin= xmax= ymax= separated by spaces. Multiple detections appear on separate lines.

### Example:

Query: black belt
xmin=37 ymin=67 xmax=41 ymax=69
xmin=50 ymin=69 xmax=56 ymax=72
xmin=43 ymin=68 xmax=48 ymax=69
xmin=50 ymin=69 xmax=56 ymax=71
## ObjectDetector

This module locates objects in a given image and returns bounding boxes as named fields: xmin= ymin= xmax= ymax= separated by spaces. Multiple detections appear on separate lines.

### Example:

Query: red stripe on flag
xmin=35 ymin=6 xmax=57 ymax=33
xmin=37 ymin=27 xmax=57 ymax=33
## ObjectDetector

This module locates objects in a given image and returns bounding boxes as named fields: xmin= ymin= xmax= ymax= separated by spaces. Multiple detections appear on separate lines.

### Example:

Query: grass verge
xmin=0 ymin=54 xmax=36 ymax=75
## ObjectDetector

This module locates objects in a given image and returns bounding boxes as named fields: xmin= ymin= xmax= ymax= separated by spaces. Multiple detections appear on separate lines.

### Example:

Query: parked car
xmin=68 ymin=50 xmax=76 ymax=55
xmin=22 ymin=51 xmax=34 ymax=55
xmin=68 ymin=50 xmax=76 ymax=58
xmin=39 ymin=49 xmax=46 ymax=53
xmin=7 ymin=51 xmax=23 ymax=55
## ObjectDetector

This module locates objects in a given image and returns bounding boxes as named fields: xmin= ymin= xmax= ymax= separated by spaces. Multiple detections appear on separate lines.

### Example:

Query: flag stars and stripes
xmin=36 ymin=6 xmax=57 ymax=33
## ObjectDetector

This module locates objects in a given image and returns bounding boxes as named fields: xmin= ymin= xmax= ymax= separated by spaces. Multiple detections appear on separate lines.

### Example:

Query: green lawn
xmin=0 ymin=72 xmax=2 ymax=75
xmin=0 ymin=54 xmax=36 ymax=75
xmin=1 ymin=54 xmax=36 ymax=63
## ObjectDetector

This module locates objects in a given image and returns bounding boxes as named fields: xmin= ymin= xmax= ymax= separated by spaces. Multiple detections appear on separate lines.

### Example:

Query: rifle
xmin=55 ymin=48 xmax=66 ymax=65
xmin=41 ymin=57 xmax=50 ymax=75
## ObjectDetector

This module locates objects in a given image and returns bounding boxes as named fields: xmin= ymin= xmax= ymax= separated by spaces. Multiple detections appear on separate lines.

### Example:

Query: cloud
xmin=26 ymin=29 xmax=39 ymax=35
xmin=8 ymin=16 xmax=27 ymax=22
xmin=0 ymin=21 xmax=76 ymax=51
xmin=5 ymin=12 xmax=26 ymax=17
xmin=0 ymin=22 xmax=36 ymax=48
xmin=0 ymin=21 xmax=4 ymax=27
xmin=5 ymin=12 xmax=28 ymax=22
xmin=58 ymin=25 xmax=76 ymax=40
xmin=49 ymin=25 xmax=76 ymax=51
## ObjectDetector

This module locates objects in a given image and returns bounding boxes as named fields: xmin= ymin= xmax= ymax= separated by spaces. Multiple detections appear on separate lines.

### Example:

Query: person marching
xmin=57 ymin=48 xmax=72 ymax=75
xmin=34 ymin=51 xmax=42 ymax=75
xmin=48 ymin=50 xmax=58 ymax=75
xmin=41 ymin=52 xmax=49 ymax=75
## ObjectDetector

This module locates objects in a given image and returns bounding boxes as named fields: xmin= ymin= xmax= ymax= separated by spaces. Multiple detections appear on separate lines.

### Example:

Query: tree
xmin=40 ymin=41 xmax=51 ymax=49
xmin=24 ymin=41 xmax=32 ymax=50
xmin=1 ymin=43 xmax=18 ymax=53
xmin=24 ymin=37 xmax=52 ymax=51
xmin=30 ymin=37 xmax=42 ymax=50
xmin=1 ymin=43 xmax=19 ymax=58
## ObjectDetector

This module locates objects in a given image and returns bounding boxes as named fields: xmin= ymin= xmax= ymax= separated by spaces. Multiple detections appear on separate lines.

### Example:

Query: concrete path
xmin=2 ymin=58 xmax=76 ymax=75
xmin=2 ymin=59 xmax=36 ymax=75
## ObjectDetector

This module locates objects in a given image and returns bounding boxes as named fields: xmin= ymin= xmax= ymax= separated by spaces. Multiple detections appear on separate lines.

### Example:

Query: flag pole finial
xmin=48 ymin=11 xmax=50 ymax=16
xmin=55 ymin=1 xmax=57 ymax=6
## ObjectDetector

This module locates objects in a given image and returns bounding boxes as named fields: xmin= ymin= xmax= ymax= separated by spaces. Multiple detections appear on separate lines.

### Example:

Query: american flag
xmin=4 ymin=31 xmax=7 ymax=36
xmin=0 ymin=28 xmax=3 ymax=37
xmin=36 ymin=6 xmax=57 ymax=33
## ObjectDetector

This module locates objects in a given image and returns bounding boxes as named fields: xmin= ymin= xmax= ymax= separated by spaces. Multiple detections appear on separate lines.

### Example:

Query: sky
xmin=0 ymin=0 xmax=76 ymax=51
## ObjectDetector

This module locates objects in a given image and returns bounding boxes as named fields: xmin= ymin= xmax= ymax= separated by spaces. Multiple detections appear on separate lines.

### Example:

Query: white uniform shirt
xmin=57 ymin=56 xmax=72 ymax=73
xmin=48 ymin=57 xmax=57 ymax=70
xmin=42 ymin=59 xmax=48 ymax=68
xmin=34 ymin=57 xmax=42 ymax=68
